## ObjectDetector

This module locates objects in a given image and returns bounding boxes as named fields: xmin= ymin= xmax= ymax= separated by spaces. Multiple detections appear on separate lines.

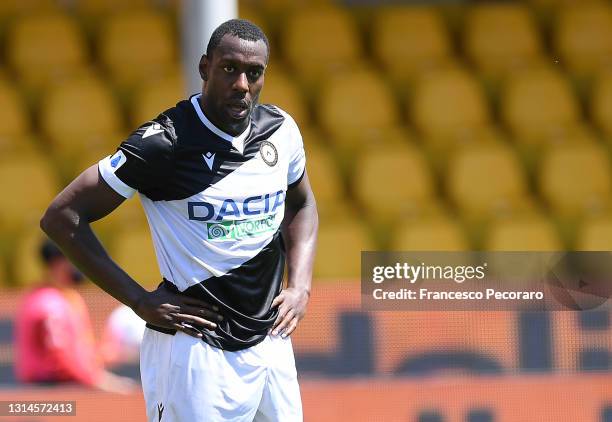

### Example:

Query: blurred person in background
xmin=100 ymin=304 xmax=146 ymax=366
xmin=14 ymin=239 xmax=136 ymax=394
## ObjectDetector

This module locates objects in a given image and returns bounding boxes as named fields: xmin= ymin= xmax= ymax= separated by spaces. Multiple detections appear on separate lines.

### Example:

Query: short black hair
xmin=206 ymin=19 xmax=269 ymax=61
xmin=40 ymin=239 xmax=64 ymax=265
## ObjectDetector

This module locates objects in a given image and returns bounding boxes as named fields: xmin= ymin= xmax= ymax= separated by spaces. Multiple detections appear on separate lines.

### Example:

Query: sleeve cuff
xmin=98 ymin=154 xmax=136 ymax=199
xmin=288 ymin=167 xmax=305 ymax=189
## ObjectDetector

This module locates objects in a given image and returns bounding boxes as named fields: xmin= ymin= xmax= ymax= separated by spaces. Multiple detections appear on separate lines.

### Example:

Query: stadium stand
xmin=371 ymin=6 xmax=452 ymax=89
xmin=317 ymin=68 xmax=399 ymax=147
xmin=446 ymin=143 xmax=529 ymax=218
xmin=591 ymin=70 xmax=612 ymax=139
xmin=410 ymin=67 xmax=490 ymax=141
xmin=304 ymin=145 xmax=353 ymax=221
xmin=392 ymin=216 xmax=468 ymax=251
xmin=7 ymin=12 xmax=88 ymax=97
xmin=464 ymin=3 xmax=542 ymax=80
xmin=0 ymin=154 xmax=59 ymax=234
xmin=113 ymin=227 xmax=162 ymax=289
xmin=485 ymin=214 xmax=563 ymax=251
xmin=39 ymin=75 xmax=123 ymax=180
xmin=91 ymin=196 xmax=149 ymax=248
xmin=538 ymin=143 xmax=612 ymax=217
xmin=554 ymin=2 xmax=612 ymax=79
xmin=0 ymin=76 xmax=31 ymax=149
xmin=1 ymin=0 xmax=612 ymax=284
xmin=129 ymin=69 xmax=186 ymax=127
xmin=259 ymin=63 xmax=310 ymax=128
xmin=314 ymin=219 xmax=374 ymax=279
xmin=98 ymin=9 xmax=176 ymax=90
xmin=353 ymin=144 xmax=435 ymax=227
xmin=280 ymin=6 xmax=362 ymax=91
xmin=575 ymin=215 xmax=612 ymax=250
xmin=501 ymin=65 xmax=580 ymax=147
xmin=12 ymin=228 xmax=48 ymax=288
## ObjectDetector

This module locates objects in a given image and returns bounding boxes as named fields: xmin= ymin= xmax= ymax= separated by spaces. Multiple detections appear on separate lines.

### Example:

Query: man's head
xmin=40 ymin=239 xmax=83 ymax=286
xmin=199 ymin=19 xmax=269 ymax=136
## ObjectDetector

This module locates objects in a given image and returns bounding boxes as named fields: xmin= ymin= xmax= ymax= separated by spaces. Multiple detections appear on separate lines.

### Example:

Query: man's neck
xmin=198 ymin=95 xmax=249 ymax=137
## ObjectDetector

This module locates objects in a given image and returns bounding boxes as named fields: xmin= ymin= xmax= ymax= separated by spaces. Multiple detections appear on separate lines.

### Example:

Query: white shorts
xmin=139 ymin=327 xmax=303 ymax=422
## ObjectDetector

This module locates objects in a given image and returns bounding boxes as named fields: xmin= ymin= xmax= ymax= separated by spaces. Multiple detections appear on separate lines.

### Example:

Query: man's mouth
xmin=227 ymin=101 xmax=250 ymax=119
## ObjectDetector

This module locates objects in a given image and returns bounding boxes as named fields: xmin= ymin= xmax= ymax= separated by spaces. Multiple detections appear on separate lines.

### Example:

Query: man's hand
xmin=270 ymin=287 xmax=310 ymax=338
xmin=133 ymin=284 xmax=223 ymax=338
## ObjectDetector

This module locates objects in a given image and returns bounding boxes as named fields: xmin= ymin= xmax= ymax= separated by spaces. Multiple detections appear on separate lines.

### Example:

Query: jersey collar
xmin=191 ymin=93 xmax=249 ymax=154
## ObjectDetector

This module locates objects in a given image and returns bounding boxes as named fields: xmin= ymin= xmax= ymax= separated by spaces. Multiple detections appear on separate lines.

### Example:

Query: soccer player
xmin=40 ymin=19 xmax=318 ymax=421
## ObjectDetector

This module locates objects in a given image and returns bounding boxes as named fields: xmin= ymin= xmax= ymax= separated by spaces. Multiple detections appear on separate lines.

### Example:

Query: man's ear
xmin=199 ymin=54 xmax=209 ymax=81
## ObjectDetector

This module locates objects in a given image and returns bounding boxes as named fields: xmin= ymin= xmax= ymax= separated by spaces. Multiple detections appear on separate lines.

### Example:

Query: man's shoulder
xmin=121 ymin=98 xmax=196 ymax=156
xmin=254 ymin=103 xmax=300 ymax=134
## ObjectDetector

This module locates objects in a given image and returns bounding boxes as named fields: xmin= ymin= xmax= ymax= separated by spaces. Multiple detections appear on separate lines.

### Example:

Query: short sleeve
xmin=286 ymin=117 xmax=306 ymax=189
xmin=98 ymin=120 xmax=175 ymax=198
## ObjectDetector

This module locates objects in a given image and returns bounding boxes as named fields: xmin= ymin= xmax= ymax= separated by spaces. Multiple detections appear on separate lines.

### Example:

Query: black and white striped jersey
xmin=98 ymin=93 xmax=306 ymax=351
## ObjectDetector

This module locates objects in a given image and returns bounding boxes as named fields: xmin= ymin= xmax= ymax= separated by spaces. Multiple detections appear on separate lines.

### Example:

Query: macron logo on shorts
xmin=157 ymin=403 xmax=164 ymax=421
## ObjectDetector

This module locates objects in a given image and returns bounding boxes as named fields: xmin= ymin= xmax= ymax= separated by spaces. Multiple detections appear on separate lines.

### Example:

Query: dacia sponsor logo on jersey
xmin=187 ymin=190 xmax=285 ymax=222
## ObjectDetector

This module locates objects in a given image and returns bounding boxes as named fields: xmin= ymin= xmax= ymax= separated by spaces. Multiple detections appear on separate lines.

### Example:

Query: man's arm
xmin=272 ymin=171 xmax=318 ymax=337
xmin=40 ymin=165 xmax=222 ymax=338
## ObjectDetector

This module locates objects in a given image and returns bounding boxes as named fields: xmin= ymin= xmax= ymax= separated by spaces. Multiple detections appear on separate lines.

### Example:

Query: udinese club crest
xmin=259 ymin=141 xmax=278 ymax=167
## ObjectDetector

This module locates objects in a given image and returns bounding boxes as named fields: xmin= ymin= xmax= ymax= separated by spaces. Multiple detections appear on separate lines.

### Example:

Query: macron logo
xmin=142 ymin=123 xmax=164 ymax=139
xmin=203 ymin=152 xmax=215 ymax=170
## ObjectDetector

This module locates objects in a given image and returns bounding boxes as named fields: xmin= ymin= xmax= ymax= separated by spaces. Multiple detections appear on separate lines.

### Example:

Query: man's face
xmin=200 ymin=34 xmax=268 ymax=135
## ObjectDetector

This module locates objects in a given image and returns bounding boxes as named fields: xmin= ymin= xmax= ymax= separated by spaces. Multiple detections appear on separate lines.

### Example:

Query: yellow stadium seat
xmin=575 ymin=216 xmax=612 ymax=250
xmin=0 ymin=257 xmax=8 ymax=287
xmin=0 ymin=0 xmax=60 ymax=17
xmin=314 ymin=219 xmax=375 ymax=280
xmin=372 ymin=6 xmax=452 ymax=87
xmin=424 ymin=125 xmax=507 ymax=176
xmin=485 ymin=215 xmax=562 ymax=251
xmin=501 ymin=66 xmax=579 ymax=144
xmin=353 ymin=145 xmax=434 ymax=224
xmin=99 ymin=10 xmax=176 ymax=89
xmin=318 ymin=69 xmax=398 ymax=142
xmin=446 ymin=143 xmax=528 ymax=217
xmin=130 ymin=71 xmax=186 ymax=127
xmin=57 ymin=138 xmax=124 ymax=184
xmin=7 ymin=13 xmax=88 ymax=90
xmin=114 ymin=227 xmax=161 ymax=288
xmin=281 ymin=6 xmax=362 ymax=89
xmin=13 ymin=228 xmax=48 ymax=287
xmin=555 ymin=2 xmax=612 ymax=78
xmin=0 ymin=153 xmax=59 ymax=233
xmin=239 ymin=4 xmax=271 ymax=41
xmin=332 ymin=126 xmax=414 ymax=169
xmin=411 ymin=67 xmax=490 ymax=140
xmin=40 ymin=75 xmax=122 ymax=159
xmin=591 ymin=71 xmax=612 ymax=139
xmin=92 ymin=195 xmax=149 ymax=246
xmin=0 ymin=77 xmax=29 ymax=141
xmin=539 ymin=143 xmax=611 ymax=216
xmin=392 ymin=217 xmax=469 ymax=251
xmin=464 ymin=3 xmax=542 ymax=78
xmin=306 ymin=145 xmax=352 ymax=220
xmin=259 ymin=65 xmax=309 ymax=128
xmin=76 ymin=0 xmax=151 ymax=18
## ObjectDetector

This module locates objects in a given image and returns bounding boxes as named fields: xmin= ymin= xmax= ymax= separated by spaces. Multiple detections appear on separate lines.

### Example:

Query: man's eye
xmin=223 ymin=66 xmax=235 ymax=73
xmin=250 ymin=70 xmax=262 ymax=78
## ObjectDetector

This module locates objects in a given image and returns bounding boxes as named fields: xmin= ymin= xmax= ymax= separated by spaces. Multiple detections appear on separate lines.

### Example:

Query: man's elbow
xmin=40 ymin=204 xmax=73 ymax=240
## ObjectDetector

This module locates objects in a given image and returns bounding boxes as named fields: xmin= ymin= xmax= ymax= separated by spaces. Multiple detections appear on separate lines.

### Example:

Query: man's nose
xmin=233 ymin=72 xmax=249 ymax=92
